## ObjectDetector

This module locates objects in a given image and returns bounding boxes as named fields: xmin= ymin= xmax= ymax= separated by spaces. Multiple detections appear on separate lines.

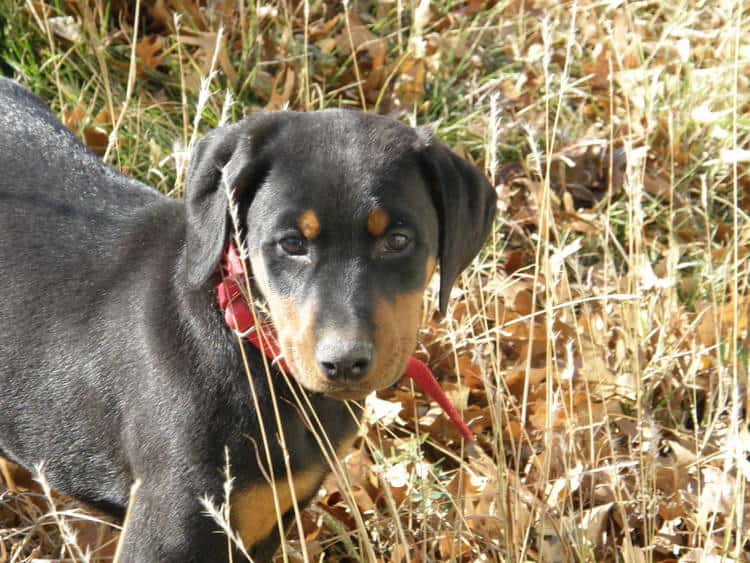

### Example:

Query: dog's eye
xmin=383 ymin=232 xmax=411 ymax=253
xmin=279 ymin=236 xmax=307 ymax=255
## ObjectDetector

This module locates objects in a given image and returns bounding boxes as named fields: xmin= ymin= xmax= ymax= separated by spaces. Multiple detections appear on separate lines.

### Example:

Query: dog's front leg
xmin=116 ymin=479 xmax=229 ymax=563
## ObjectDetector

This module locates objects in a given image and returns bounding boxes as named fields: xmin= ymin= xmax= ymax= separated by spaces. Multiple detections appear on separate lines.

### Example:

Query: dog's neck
xmin=214 ymin=242 xmax=288 ymax=372
xmin=214 ymin=243 xmax=473 ymax=442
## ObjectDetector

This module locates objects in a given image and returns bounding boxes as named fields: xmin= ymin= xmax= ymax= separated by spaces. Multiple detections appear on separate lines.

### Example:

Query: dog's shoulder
xmin=0 ymin=78 xmax=51 ymax=110
xmin=0 ymin=78 xmax=78 ymax=143
xmin=0 ymin=78 xmax=168 ymax=212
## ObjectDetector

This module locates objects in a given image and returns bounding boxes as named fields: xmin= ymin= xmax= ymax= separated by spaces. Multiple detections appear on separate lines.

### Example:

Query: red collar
xmin=215 ymin=243 xmax=472 ymax=442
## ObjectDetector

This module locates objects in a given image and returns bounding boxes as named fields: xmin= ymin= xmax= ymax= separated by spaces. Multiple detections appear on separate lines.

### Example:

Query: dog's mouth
xmin=278 ymin=335 xmax=409 ymax=401
xmin=307 ymin=372 xmax=404 ymax=401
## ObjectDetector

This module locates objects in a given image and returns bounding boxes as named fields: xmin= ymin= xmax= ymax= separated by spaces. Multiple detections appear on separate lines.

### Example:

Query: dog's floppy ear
xmin=185 ymin=114 xmax=285 ymax=288
xmin=416 ymin=130 xmax=496 ymax=314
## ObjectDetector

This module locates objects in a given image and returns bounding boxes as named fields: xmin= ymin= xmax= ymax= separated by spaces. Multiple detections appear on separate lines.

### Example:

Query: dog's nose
xmin=316 ymin=338 xmax=373 ymax=381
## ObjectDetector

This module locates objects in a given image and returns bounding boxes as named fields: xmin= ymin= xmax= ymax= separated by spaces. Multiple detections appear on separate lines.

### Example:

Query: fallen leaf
xmin=136 ymin=35 xmax=167 ymax=71
xmin=48 ymin=16 xmax=81 ymax=42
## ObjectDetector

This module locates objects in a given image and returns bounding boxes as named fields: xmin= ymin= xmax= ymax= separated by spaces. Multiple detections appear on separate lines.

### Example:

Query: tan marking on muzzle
xmin=250 ymin=252 xmax=438 ymax=400
xmin=367 ymin=291 xmax=423 ymax=390
xmin=231 ymin=467 xmax=323 ymax=549
xmin=353 ymin=256 xmax=437 ymax=396
xmin=367 ymin=208 xmax=390 ymax=237
xmin=248 ymin=253 xmax=325 ymax=391
xmin=297 ymin=209 xmax=321 ymax=240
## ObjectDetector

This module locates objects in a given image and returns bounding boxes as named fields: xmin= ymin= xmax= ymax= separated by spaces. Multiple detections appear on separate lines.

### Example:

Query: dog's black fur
xmin=0 ymin=77 xmax=495 ymax=562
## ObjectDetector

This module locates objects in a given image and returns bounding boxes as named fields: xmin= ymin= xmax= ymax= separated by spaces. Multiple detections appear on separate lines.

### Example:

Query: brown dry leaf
xmin=325 ymin=15 xmax=387 ymax=103
xmin=612 ymin=12 xmax=641 ymax=69
xmin=739 ymin=187 xmax=750 ymax=214
xmin=643 ymin=172 xmax=671 ymax=199
xmin=363 ymin=39 xmax=387 ymax=103
xmin=455 ymin=355 xmax=483 ymax=389
xmin=388 ymin=388 xmax=420 ymax=425
xmin=513 ymin=289 xmax=534 ymax=315
xmin=147 ymin=0 xmax=174 ymax=30
xmin=677 ymin=549 xmax=738 ymax=562
xmin=344 ymin=448 xmax=377 ymax=488
xmin=562 ymin=503 xmax=613 ymax=551
xmin=659 ymin=498 xmax=687 ymax=521
xmin=463 ymin=405 xmax=493 ymax=435
xmin=483 ymin=296 xmax=506 ymax=323
xmin=450 ymin=301 xmax=470 ymax=325
xmin=318 ymin=491 xmax=357 ymax=531
xmin=316 ymin=37 xmax=337 ymax=55
xmin=334 ymin=14 xmax=376 ymax=55
xmin=695 ymin=298 xmax=750 ymax=347
xmin=582 ymin=45 xmax=611 ymax=91
xmin=502 ymin=312 xmax=547 ymax=342
xmin=147 ymin=0 xmax=204 ymax=32
xmin=63 ymin=103 xmax=86 ymax=128
xmin=500 ymin=77 xmax=526 ymax=102
xmin=419 ymin=405 xmax=466 ymax=442
xmin=309 ymin=15 xmax=340 ymax=41
xmin=136 ymin=35 xmax=167 ymax=71
xmin=297 ymin=512 xmax=321 ymax=543
xmin=503 ymin=249 xmax=525 ymax=274
xmin=505 ymin=367 xmax=546 ymax=399
xmin=63 ymin=103 xmax=109 ymax=156
xmin=84 ymin=132 xmax=109 ymax=157
xmin=393 ymin=56 xmax=426 ymax=108
xmin=0 ymin=457 xmax=33 ymax=490
xmin=71 ymin=517 xmax=118 ymax=560
xmin=178 ymin=31 xmax=237 ymax=89
xmin=351 ymin=484 xmax=376 ymax=514
xmin=446 ymin=467 xmax=521 ymax=544
xmin=542 ymin=141 xmax=627 ymax=207
xmin=567 ymin=210 xmax=601 ymax=235
xmin=573 ymin=397 xmax=621 ymax=430
xmin=438 ymin=531 xmax=472 ymax=560
xmin=266 ymin=67 xmax=296 ymax=110
xmin=300 ymin=539 xmax=324 ymax=559
xmin=655 ymin=439 xmax=697 ymax=493
xmin=389 ymin=543 xmax=407 ymax=563
xmin=577 ymin=338 xmax=627 ymax=396
xmin=527 ymin=397 xmax=576 ymax=431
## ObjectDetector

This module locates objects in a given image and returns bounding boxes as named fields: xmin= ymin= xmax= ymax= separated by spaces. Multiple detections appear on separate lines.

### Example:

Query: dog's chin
xmin=322 ymin=387 xmax=372 ymax=401
xmin=292 ymin=370 xmax=404 ymax=401
xmin=293 ymin=378 xmax=382 ymax=401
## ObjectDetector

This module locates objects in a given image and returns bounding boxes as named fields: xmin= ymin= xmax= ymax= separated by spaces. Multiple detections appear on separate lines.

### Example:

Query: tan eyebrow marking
xmin=367 ymin=208 xmax=390 ymax=237
xmin=297 ymin=210 xmax=321 ymax=240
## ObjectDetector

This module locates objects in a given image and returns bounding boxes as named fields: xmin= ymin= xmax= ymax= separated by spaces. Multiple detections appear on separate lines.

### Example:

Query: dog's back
xmin=0 ymin=78 xmax=158 ymax=206
xmin=0 ymin=79 xmax=184 ymax=513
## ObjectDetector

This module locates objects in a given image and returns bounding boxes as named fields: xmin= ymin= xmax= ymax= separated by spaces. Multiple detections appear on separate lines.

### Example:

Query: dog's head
xmin=185 ymin=110 xmax=495 ymax=399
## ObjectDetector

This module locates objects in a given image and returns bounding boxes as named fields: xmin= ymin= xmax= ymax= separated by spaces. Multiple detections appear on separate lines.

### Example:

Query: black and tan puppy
xmin=0 ymin=77 xmax=495 ymax=561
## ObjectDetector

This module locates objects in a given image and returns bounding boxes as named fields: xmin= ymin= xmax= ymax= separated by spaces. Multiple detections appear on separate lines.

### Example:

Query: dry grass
xmin=1 ymin=0 xmax=749 ymax=561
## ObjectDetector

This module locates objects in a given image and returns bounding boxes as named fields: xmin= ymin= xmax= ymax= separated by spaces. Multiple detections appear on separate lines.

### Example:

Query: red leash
xmin=215 ymin=243 xmax=473 ymax=442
